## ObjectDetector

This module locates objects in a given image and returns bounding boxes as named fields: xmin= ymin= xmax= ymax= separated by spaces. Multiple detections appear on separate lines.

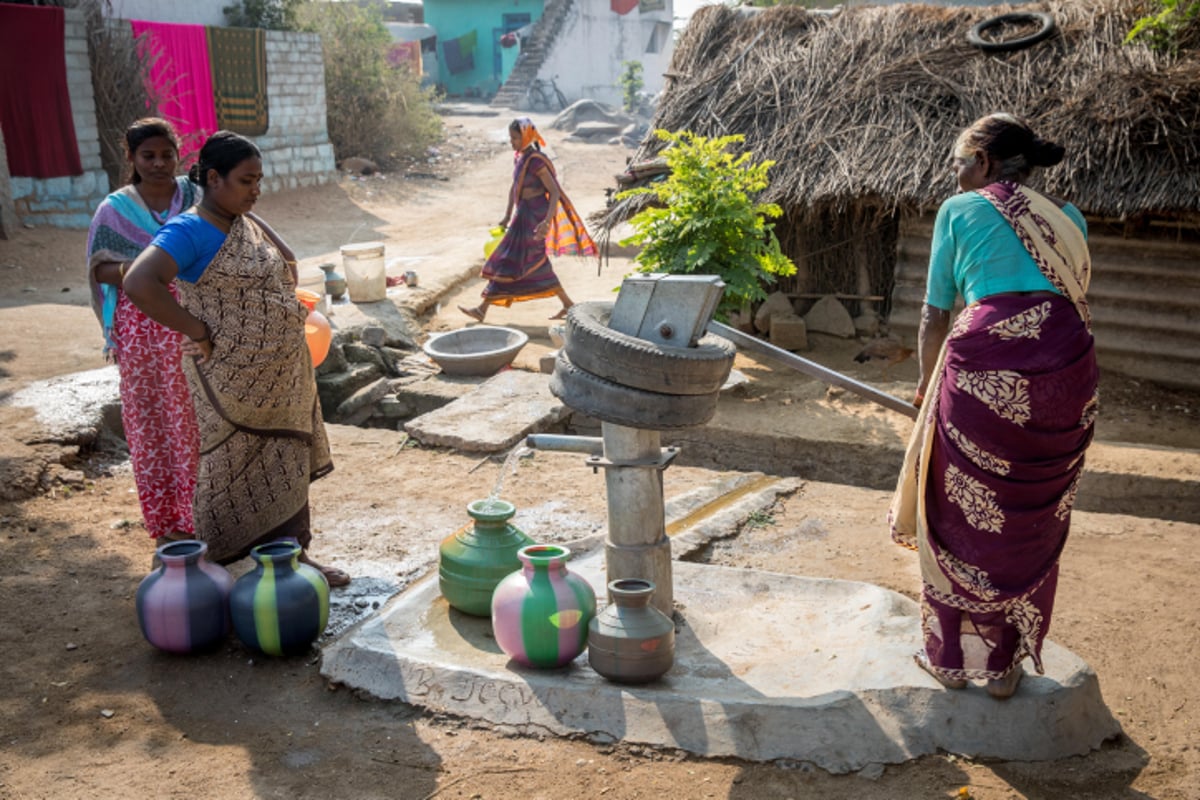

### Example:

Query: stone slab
xmin=321 ymin=551 xmax=1119 ymax=772
xmin=6 ymin=365 xmax=119 ymax=446
xmin=404 ymin=370 xmax=571 ymax=453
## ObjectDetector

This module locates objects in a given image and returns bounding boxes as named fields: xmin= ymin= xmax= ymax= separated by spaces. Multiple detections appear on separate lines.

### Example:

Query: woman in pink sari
xmin=891 ymin=113 xmax=1098 ymax=700
xmin=124 ymin=131 xmax=348 ymax=587
xmin=87 ymin=118 xmax=200 ymax=543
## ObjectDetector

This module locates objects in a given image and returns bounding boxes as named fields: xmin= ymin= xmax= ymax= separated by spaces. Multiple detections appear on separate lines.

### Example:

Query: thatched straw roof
xmin=601 ymin=1 xmax=1200 ymax=228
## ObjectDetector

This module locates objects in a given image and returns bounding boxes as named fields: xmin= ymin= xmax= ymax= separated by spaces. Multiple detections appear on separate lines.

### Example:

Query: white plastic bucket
xmin=340 ymin=242 xmax=387 ymax=303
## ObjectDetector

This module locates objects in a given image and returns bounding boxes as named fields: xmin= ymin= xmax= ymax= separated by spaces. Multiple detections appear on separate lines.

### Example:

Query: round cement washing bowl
xmin=423 ymin=325 xmax=529 ymax=376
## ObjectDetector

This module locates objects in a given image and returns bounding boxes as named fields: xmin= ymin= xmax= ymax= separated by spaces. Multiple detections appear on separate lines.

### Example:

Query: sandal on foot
xmin=458 ymin=305 xmax=485 ymax=322
xmin=318 ymin=566 xmax=351 ymax=588
xmin=299 ymin=553 xmax=352 ymax=588
xmin=987 ymin=664 xmax=1024 ymax=700
xmin=914 ymin=652 xmax=967 ymax=690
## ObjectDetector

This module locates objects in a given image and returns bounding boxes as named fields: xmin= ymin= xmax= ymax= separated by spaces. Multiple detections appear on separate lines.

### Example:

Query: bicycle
xmin=527 ymin=75 xmax=567 ymax=112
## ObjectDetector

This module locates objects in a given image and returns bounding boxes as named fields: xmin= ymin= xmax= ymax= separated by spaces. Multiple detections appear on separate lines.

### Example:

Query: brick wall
xmin=258 ymin=31 xmax=337 ymax=194
xmin=6 ymin=15 xmax=336 ymax=228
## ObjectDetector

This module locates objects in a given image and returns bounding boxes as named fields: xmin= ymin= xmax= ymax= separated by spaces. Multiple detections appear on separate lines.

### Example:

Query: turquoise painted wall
xmin=423 ymin=0 xmax=544 ymax=97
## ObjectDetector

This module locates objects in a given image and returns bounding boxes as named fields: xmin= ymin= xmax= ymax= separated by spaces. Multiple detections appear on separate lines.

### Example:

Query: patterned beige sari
xmin=177 ymin=215 xmax=332 ymax=564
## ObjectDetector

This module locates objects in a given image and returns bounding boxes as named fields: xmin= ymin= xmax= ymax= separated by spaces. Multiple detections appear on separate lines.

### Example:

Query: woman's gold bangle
xmin=119 ymin=261 xmax=129 ymax=280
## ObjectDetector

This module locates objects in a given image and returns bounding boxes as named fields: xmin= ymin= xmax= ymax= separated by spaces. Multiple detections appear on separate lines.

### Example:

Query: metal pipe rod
xmin=601 ymin=423 xmax=673 ymax=616
xmin=708 ymin=321 xmax=918 ymax=420
xmin=524 ymin=434 xmax=605 ymax=455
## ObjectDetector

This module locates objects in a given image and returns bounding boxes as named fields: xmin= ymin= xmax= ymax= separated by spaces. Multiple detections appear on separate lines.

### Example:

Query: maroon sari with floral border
xmin=890 ymin=181 xmax=1099 ymax=684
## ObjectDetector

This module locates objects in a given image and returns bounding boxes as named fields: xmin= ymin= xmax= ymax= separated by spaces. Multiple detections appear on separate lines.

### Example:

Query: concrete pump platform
xmin=320 ymin=544 xmax=1119 ymax=773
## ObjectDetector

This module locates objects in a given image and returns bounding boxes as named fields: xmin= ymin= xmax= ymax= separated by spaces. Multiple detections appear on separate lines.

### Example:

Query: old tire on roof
xmin=966 ymin=12 xmax=1056 ymax=53
xmin=549 ymin=351 xmax=720 ymax=430
xmin=563 ymin=301 xmax=735 ymax=396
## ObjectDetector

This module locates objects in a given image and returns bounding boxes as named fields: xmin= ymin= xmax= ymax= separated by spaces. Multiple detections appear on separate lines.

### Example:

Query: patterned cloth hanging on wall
xmin=206 ymin=26 xmax=270 ymax=136
xmin=387 ymin=40 xmax=422 ymax=75
xmin=130 ymin=20 xmax=218 ymax=157
xmin=0 ymin=3 xmax=83 ymax=178
xmin=442 ymin=30 xmax=477 ymax=75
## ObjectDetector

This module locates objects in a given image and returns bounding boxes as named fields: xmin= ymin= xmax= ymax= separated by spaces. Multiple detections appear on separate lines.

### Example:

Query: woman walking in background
xmin=87 ymin=118 xmax=200 ymax=543
xmin=124 ymin=130 xmax=349 ymax=587
xmin=459 ymin=117 xmax=596 ymax=322
xmin=890 ymin=113 xmax=1098 ymax=699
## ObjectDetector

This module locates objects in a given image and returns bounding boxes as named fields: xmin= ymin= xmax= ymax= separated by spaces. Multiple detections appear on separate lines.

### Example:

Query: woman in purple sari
xmin=890 ymin=114 xmax=1098 ymax=700
xmin=459 ymin=118 xmax=596 ymax=322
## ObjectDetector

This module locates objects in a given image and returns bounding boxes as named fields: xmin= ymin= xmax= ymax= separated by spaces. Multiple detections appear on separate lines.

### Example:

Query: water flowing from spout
xmin=487 ymin=445 xmax=533 ymax=507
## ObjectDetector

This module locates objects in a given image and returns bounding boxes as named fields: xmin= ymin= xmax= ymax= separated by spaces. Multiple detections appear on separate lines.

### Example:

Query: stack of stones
xmin=315 ymin=326 xmax=441 ymax=429
xmin=746 ymin=291 xmax=880 ymax=350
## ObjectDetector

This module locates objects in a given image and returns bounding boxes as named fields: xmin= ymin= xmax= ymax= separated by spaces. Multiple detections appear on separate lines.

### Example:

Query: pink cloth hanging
xmin=130 ymin=20 xmax=218 ymax=158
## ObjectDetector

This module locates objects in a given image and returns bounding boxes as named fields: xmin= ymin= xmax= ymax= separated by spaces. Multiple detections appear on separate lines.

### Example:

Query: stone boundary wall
xmin=258 ymin=31 xmax=337 ymax=194
xmin=7 ymin=17 xmax=336 ymax=228
xmin=0 ymin=128 xmax=16 ymax=238
xmin=9 ymin=8 xmax=110 ymax=229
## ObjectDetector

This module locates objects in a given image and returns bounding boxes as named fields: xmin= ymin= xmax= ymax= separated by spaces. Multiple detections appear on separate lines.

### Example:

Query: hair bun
xmin=1030 ymin=138 xmax=1065 ymax=168
xmin=187 ymin=163 xmax=202 ymax=184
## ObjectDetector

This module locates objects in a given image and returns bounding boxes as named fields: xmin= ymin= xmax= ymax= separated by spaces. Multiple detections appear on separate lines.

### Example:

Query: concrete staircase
xmin=490 ymin=0 xmax=574 ymax=110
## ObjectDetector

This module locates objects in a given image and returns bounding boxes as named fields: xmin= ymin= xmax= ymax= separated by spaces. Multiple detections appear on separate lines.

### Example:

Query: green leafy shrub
xmin=618 ymin=61 xmax=644 ymax=114
xmin=297 ymin=3 xmax=442 ymax=168
xmin=1125 ymin=0 xmax=1200 ymax=54
xmin=224 ymin=0 xmax=304 ymax=30
xmin=617 ymin=129 xmax=796 ymax=318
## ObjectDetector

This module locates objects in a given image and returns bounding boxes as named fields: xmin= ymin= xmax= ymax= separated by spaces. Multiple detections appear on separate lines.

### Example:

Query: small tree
xmin=297 ymin=3 xmax=442 ymax=168
xmin=224 ymin=0 xmax=305 ymax=30
xmin=80 ymin=0 xmax=163 ymax=190
xmin=617 ymin=129 xmax=795 ymax=319
xmin=618 ymin=60 xmax=644 ymax=114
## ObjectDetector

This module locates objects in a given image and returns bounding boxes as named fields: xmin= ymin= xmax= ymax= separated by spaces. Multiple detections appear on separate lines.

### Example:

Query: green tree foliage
xmin=1125 ymin=0 xmax=1200 ymax=54
xmin=224 ymin=0 xmax=305 ymax=30
xmin=296 ymin=3 xmax=442 ymax=168
xmin=617 ymin=130 xmax=796 ymax=318
xmin=618 ymin=61 xmax=644 ymax=113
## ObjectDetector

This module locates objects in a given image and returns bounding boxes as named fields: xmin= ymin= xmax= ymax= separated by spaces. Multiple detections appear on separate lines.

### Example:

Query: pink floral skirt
xmin=114 ymin=290 xmax=199 ymax=538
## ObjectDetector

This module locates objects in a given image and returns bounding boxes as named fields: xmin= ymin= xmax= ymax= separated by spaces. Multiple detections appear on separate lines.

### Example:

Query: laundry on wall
xmin=131 ymin=19 xmax=271 ymax=154
xmin=441 ymin=29 xmax=477 ymax=75
xmin=0 ymin=4 xmax=83 ymax=178
xmin=207 ymin=25 xmax=269 ymax=137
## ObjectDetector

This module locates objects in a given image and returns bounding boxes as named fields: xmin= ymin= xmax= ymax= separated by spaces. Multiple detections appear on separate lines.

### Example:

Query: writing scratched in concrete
xmin=400 ymin=665 xmax=540 ymax=709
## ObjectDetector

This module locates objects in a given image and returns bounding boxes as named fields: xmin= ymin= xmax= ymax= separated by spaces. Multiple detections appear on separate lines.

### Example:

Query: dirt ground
xmin=1 ymin=108 xmax=1198 ymax=800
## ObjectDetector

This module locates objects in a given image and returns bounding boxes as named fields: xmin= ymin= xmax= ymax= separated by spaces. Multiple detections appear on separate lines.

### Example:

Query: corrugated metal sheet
xmin=890 ymin=216 xmax=1200 ymax=392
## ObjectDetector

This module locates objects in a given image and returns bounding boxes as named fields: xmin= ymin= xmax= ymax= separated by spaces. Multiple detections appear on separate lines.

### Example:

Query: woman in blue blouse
xmin=891 ymin=113 xmax=1098 ymax=700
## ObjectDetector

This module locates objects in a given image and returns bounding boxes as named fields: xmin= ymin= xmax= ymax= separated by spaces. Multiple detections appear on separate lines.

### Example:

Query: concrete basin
xmin=423 ymin=326 xmax=528 ymax=376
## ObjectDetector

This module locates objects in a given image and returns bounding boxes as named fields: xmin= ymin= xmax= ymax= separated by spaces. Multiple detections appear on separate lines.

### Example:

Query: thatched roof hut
xmin=599 ymin=1 xmax=1200 ymax=311
xmin=611 ymin=0 xmax=1200 ymax=217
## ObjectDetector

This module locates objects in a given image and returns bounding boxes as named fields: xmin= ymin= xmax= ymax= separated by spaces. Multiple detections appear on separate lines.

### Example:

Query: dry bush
xmin=297 ymin=2 xmax=441 ymax=169
xmin=81 ymin=0 xmax=164 ymax=191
